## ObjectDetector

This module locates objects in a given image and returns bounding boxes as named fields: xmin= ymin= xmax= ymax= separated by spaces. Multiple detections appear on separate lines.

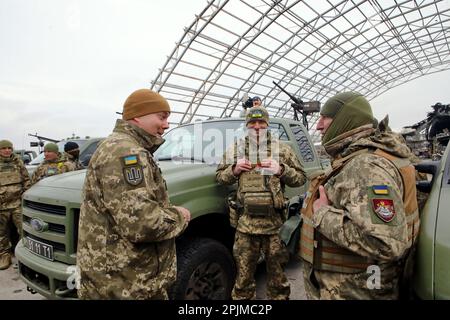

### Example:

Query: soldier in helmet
xmin=216 ymin=106 xmax=306 ymax=300
xmin=77 ymin=88 xmax=191 ymax=300
xmin=0 ymin=140 xmax=30 ymax=270
xmin=299 ymin=92 xmax=420 ymax=299
xmin=64 ymin=141 xmax=83 ymax=170
xmin=30 ymin=143 xmax=76 ymax=185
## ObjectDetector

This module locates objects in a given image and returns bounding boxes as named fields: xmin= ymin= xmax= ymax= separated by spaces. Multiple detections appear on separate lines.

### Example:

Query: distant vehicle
xmin=26 ymin=138 xmax=103 ymax=176
xmin=13 ymin=149 xmax=37 ymax=165
xmin=16 ymin=117 xmax=322 ymax=300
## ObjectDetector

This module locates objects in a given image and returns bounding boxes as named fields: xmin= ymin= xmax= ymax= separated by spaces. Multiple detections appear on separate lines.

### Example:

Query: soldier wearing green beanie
xmin=0 ymin=139 xmax=30 ymax=270
xmin=30 ymin=143 xmax=76 ymax=185
xmin=299 ymin=91 xmax=420 ymax=300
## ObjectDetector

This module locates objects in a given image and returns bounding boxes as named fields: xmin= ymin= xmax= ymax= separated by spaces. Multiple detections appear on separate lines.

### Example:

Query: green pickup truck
xmin=413 ymin=142 xmax=450 ymax=299
xmin=15 ymin=117 xmax=322 ymax=300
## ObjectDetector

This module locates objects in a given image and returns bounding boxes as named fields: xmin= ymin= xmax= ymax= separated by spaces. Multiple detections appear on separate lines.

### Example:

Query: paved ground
xmin=0 ymin=257 xmax=44 ymax=300
xmin=0 ymin=256 xmax=306 ymax=300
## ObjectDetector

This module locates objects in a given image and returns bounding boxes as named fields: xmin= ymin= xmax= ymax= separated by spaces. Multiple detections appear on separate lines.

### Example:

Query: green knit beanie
xmin=44 ymin=143 xmax=59 ymax=153
xmin=321 ymin=92 xmax=374 ymax=145
xmin=0 ymin=140 xmax=13 ymax=149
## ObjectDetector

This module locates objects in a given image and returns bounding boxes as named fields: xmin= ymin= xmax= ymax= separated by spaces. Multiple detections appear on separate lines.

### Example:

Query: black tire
xmin=170 ymin=238 xmax=236 ymax=300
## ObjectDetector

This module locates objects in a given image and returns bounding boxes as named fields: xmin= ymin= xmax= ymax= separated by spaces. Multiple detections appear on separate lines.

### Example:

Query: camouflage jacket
xmin=30 ymin=153 xmax=76 ymax=185
xmin=216 ymin=135 xmax=306 ymax=234
xmin=0 ymin=153 xmax=30 ymax=209
xmin=77 ymin=119 xmax=188 ymax=300
xmin=304 ymin=123 xmax=417 ymax=299
xmin=64 ymin=152 xmax=84 ymax=170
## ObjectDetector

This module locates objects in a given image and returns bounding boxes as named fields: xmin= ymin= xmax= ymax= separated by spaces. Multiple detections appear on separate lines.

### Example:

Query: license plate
xmin=25 ymin=237 xmax=54 ymax=261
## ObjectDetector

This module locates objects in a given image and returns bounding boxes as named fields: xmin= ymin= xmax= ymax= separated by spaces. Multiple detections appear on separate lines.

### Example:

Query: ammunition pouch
xmin=242 ymin=191 xmax=274 ymax=216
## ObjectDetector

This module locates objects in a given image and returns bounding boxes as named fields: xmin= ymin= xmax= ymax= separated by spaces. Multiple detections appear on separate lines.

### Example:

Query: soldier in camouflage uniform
xmin=30 ymin=143 xmax=76 ymax=185
xmin=0 ymin=140 xmax=30 ymax=270
xmin=77 ymin=89 xmax=191 ymax=300
xmin=64 ymin=141 xmax=84 ymax=170
xmin=299 ymin=92 xmax=420 ymax=299
xmin=216 ymin=106 xmax=306 ymax=300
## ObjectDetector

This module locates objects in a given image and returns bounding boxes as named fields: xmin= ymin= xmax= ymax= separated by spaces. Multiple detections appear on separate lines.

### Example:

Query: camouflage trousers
xmin=232 ymin=231 xmax=290 ymax=300
xmin=302 ymin=262 xmax=401 ymax=300
xmin=0 ymin=207 xmax=22 ymax=255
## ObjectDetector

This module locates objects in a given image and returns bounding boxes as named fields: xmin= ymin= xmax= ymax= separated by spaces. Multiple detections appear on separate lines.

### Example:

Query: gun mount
xmin=272 ymin=81 xmax=320 ymax=130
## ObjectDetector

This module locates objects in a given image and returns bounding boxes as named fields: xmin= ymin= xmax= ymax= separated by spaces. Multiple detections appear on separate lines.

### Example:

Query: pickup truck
xmin=413 ymin=142 xmax=450 ymax=299
xmin=15 ymin=117 xmax=322 ymax=299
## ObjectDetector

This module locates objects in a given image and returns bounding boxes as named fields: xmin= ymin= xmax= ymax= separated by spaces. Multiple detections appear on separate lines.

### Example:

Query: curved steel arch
xmin=151 ymin=0 xmax=450 ymax=141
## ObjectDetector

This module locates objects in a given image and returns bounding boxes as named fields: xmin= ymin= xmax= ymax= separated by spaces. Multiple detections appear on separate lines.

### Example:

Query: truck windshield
xmin=156 ymin=120 xmax=246 ymax=164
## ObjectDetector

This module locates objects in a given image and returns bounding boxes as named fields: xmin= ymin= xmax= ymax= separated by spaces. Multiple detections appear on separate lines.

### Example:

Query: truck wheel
xmin=171 ymin=238 xmax=236 ymax=300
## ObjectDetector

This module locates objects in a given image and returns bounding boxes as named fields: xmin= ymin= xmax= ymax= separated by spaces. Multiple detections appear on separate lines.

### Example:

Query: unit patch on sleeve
xmin=372 ymin=199 xmax=396 ymax=223
xmin=122 ymin=155 xmax=144 ymax=186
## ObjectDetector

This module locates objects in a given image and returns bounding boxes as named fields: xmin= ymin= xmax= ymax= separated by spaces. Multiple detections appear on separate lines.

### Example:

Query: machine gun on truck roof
xmin=272 ymin=81 xmax=321 ymax=130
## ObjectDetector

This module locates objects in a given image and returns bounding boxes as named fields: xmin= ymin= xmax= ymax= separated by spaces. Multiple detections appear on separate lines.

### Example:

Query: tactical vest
xmin=236 ymin=134 xmax=284 ymax=216
xmin=44 ymin=161 xmax=66 ymax=177
xmin=299 ymin=148 xmax=420 ymax=273
xmin=0 ymin=161 xmax=22 ymax=187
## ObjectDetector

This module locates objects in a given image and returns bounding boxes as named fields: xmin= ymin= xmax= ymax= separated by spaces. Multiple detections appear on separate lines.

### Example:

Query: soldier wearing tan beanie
xmin=122 ymin=89 xmax=171 ymax=121
xmin=77 ymin=88 xmax=191 ymax=300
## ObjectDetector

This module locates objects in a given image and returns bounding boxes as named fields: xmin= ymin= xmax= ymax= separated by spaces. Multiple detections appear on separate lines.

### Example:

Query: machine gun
xmin=28 ymin=133 xmax=59 ymax=153
xmin=272 ymin=81 xmax=321 ymax=130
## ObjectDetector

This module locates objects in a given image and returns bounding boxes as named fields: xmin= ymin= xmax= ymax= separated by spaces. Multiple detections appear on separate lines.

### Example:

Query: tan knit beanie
xmin=122 ymin=89 xmax=171 ymax=120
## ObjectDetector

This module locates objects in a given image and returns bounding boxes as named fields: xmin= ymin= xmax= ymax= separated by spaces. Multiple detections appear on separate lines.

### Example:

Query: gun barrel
xmin=272 ymin=81 xmax=302 ymax=105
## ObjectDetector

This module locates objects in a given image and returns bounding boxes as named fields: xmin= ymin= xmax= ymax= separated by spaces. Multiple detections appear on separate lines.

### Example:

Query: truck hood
xmin=28 ymin=160 xmax=217 ymax=192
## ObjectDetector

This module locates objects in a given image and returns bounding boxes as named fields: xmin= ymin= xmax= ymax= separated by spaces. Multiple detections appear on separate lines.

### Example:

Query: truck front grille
xmin=24 ymin=200 xmax=66 ymax=216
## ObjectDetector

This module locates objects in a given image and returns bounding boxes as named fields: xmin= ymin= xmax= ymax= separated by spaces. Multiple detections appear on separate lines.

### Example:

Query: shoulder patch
xmin=123 ymin=166 xmax=144 ymax=186
xmin=372 ymin=185 xmax=389 ymax=195
xmin=122 ymin=154 xmax=138 ymax=166
xmin=372 ymin=199 xmax=396 ymax=223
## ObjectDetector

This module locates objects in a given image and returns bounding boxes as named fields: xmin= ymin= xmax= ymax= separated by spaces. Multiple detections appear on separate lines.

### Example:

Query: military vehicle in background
xmin=25 ymin=137 xmax=103 ymax=176
xmin=401 ymin=103 xmax=450 ymax=160
xmin=13 ymin=150 xmax=37 ymax=165
xmin=15 ymin=117 xmax=322 ymax=300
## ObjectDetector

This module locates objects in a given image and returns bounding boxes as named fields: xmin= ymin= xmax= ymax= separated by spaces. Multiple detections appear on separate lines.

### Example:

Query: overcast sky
xmin=1 ymin=0 xmax=450 ymax=150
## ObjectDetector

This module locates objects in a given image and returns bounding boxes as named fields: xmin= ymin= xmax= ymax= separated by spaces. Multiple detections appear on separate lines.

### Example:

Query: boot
xmin=0 ymin=253 xmax=11 ymax=270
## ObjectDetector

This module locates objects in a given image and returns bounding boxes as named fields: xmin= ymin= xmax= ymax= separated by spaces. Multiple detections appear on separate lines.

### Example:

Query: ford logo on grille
xmin=30 ymin=218 xmax=48 ymax=232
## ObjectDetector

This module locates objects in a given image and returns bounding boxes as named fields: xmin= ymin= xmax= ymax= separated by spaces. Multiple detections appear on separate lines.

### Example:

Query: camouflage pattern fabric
xmin=302 ymin=122 xmax=418 ymax=300
xmin=0 ymin=207 xmax=21 ymax=255
xmin=77 ymin=119 xmax=188 ymax=300
xmin=0 ymin=153 xmax=29 ymax=254
xmin=30 ymin=153 xmax=76 ymax=185
xmin=217 ymin=133 xmax=305 ymax=300
xmin=64 ymin=152 xmax=84 ymax=170
xmin=216 ymin=135 xmax=306 ymax=234
xmin=232 ymin=231 xmax=290 ymax=300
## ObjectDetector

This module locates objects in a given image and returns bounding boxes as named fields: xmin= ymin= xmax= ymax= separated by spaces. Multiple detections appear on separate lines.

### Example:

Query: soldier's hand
xmin=233 ymin=158 xmax=252 ymax=176
xmin=260 ymin=158 xmax=281 ymax=175
xmin=175 ymin=206 xmax=191 ymax=223
xmin=313 ymin=186 xmax=330 ymax=213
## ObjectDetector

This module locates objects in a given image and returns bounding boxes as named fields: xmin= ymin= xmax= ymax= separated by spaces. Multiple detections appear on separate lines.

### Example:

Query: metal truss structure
xmin=151 ymin=0 xmax=450 ymax=141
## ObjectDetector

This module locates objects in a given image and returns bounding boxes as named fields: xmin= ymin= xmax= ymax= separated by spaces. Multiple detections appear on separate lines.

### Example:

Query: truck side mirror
xmin=415 ymin=161 xmax=440 ymax=193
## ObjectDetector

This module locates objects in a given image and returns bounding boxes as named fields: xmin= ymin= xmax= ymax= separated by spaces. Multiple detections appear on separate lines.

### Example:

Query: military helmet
xmin=245 ymin=106 xmax=269 ymax=125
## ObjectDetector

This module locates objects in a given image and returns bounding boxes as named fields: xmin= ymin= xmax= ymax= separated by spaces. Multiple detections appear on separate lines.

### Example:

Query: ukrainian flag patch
xmin=123 ymin=155 xmax=138 ymax=166
xmin=372 ymin=185 xmax=389 ymax=195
